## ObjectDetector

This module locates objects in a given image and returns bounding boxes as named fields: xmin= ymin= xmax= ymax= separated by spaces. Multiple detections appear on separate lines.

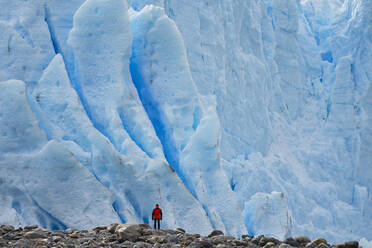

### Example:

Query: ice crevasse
xmin=0 ymin=0 xmax=371 ymax=244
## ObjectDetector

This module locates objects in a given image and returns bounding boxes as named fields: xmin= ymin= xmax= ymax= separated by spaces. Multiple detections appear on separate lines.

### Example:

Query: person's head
xmin=156 ymin=204 xmax=159 ymax=208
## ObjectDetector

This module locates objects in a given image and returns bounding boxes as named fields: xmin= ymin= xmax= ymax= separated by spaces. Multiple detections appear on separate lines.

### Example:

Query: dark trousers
xmin=153 ymin=219 xmax=160 ymax=230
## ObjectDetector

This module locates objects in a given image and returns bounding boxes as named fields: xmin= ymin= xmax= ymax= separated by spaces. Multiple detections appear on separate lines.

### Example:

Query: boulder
xmin=166 ymin=234 xmax=179 ymax=243
xmin=199 ymin=239 xmax=213 ymax=248
xmin=175 ymin=228 xmax=186 ymax=233
xmin=261 ymin=236 xmax=280 ymax=245
xmin=1 ymin=224 xmax=15 ymax=232
xmin=251 ymin=235 xmax=263 ymax=245
xmin=264 ymin=242 xmax=276 ymax=248
xmin=115 ymin=224 xmax=142 ymax=242
xmin=284 ymin=237 xmax=300 ymax=247
xmin=93 ymin=226 xmax=107 ymax=232
xmin=279 ymin=244 xmax=291 ymax=248
xmin=313 ymin=238 xmax=328 ymax=246
xmin=107 ymin=223 xmax=119 ymax=234
xmin=344 ymin=241 xmax=358 ymax=248
xmin=294 ymin=236 xmax=311 ymax=244
xmin=188 ymin=241 xmax=202 ymax=248
xmin=208 ymin=230 xmax=224 ymax=237
xmin=24 ymin=225 xmax=38 ymax=231
xmin=318 ymin=244 xmax=329 ymax=248
xmin=139 ymin=224 xmax=152 ymax=230
xmin=216 ymin=244 xmax=228 ymax=248
xmin=242 ymin=234 xmax=252 ymax=241
xmin=306 ymin=241 xmax=318 ymax=248
xmin=335 ymin=242 xmax=346 ymax=248
xmin=24 ymin=228 xmax=47 ymax=239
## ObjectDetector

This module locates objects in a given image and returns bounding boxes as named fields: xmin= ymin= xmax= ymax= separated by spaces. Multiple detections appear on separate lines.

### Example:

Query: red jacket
xmin=152 ymin=206 xmax=162 ymax=220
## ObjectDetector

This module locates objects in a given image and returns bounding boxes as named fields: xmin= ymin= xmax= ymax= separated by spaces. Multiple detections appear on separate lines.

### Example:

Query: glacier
xmin=0 ymin=0 xmax=371 ymax=244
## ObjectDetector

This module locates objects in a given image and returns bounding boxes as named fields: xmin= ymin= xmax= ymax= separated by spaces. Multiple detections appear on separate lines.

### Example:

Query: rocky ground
xmin=0 ymin=224 xmax=361 ymax=248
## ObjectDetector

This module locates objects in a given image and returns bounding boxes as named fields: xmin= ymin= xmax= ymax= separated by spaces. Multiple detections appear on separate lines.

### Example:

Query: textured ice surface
xmin=0 ymin=0 xmax=371 ymax=243
xmin=243 ymin=192 xmax=293 ymax=239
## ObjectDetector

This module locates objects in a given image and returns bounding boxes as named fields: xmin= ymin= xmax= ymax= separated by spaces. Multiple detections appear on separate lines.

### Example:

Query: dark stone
xmin=261 ymin=236 xmax=280 ymax=245
xmin=251 ymin=235 xmax=263 ymax=245
xmin=3 ymin=232 xmax=17 ymax=240
xmin=305 ymin=242 xmax=317 ymax=248
xmin=294 ymin=236 xmax=311 ymax=244
xmin=13 ymin=239 xmax=31 ymax=248
xmin=236 ymin=240 xmax=249 ymax=246
xmin=107 ymin=223 xmax=119 ymax=234
xmin=241 ymin=234 xmax=252 ymax=240
xmin=199 ymin=239 xmax=213 ymax=248
xmin=345 ymin=241 xmax=358 ymax=248
xmin=166 ymin=234 xmax=179 ymax=243
xmin=138 ymin=224 xmax=152 ymax=230
xmin=208 ymin=230 xmax=224 ymax=237
xmin=24 ymin=228 xmax=48 ymax=239
xmin=284 ymin=237 xmax=300 ymax=247
xmin=175 ymin=228 xmax=186 ymax=233
xmin=1 ymin=224 xmax=15 ymax=232
xmin=24 ymin=225 xmax=38 ymax=230
xmin=93 ymin=226 xmax=107 ymax=232
xmin=313 ymin=238 xmax=328 ymax=246
xmin=335 ymin=242 xmax=346 ymax=248
xmin=263 ymin=242 xmax=276 ymax=248
xmin=188 ymin=241 xmax=202 ymax=248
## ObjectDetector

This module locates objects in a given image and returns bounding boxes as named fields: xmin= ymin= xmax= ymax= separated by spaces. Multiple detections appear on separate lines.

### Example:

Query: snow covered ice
xmin=0 ymin=0 xmax=371 ymax=244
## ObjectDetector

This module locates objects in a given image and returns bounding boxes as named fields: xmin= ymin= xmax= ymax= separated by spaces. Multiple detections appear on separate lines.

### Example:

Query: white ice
xmin=0 ymin=0 xmax=371 ymax=243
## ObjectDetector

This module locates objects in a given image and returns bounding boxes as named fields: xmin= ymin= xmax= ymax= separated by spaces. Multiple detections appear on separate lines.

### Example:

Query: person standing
xmin=152 ymin=204 xmax=162 ymax=230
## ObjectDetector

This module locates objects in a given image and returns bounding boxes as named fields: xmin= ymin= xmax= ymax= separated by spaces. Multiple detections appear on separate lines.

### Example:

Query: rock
xmin=279 ymin=244 xmax=291 ymax=248
xmin=261 ymin=236 xmax=280 ymax=245
xmin=70 ymin=231 xmax=80 ymax=238
xmin=52 ymin=235 xmax=64 ymax=242
xmin=107 ymin=223 xmax=119 ymax=234
xmin=188 ymin=241 xmax=202 ymax=248
xmin=251 ymin=235 xmax=263 ymax=245
xmin=199 ymin=239 xmax=213 ymax=248
xmin=345 ymin=241 xmax=358 ymax=248
xmin=138 ymin=224 xmax=152 ymax=230
xmin=294 ymin=236 xmax=311 ymax=244
xmin=318 ymin=244 xmax=329 ymax=248
xmin=305 ymin=241 xmax=317 ymax=248
xmin=52 ymin=230 xmax=66 ymax=237
xmin=24 ymin=225 xmax=38 ymax=231
xmin=175 ymin=228 xmax=186 ymax=234
xmin=93 ymin=226 xmax=107 ymax=232
xmin=216 ymin=244 xmax=229 ymax=248
xmin=133 ymin=241 xmax=152 ymax=248
xmin=166 ymin=234 xmax=179 ymax=243
xmin=208 ymin=230 xmax=224 ymax=237
xmin=264 ymin=242 xmax=276 ymax=248
xmin=1 ymin=224 xmax=15 ymax=232
xmin=284 ymin=237 xmax=300 ymax=247
xmin=115 ymin=224 xmax=142 ymax=242
xmin=211 ymin=235 xmax=235 ymax=245
xmin=235 ymin=240 xmax=249 ymax=246
xmin=13 ymin=239 xmax=31 ymax=248
xmin=24 ymin=228 xmax=48 ymax=239
xmin=335 ymin=242 xmax=346 ymax=248
xmin=313 ymin=238 xmax=328 ymax=246
xmin=143 ymin=229 xmax=156 ymax=236
xmin=242 ymin=234 xmax=252 ymax=241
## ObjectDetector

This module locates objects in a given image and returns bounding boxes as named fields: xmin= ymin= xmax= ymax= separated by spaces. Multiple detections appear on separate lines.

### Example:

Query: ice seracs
xmin=0 ymin=0 xmax=371 ymax=244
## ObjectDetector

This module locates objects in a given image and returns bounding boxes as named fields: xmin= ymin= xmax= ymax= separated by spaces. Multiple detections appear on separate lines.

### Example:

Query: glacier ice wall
xmin=0 ymin=0 xmax=371 ymax=243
